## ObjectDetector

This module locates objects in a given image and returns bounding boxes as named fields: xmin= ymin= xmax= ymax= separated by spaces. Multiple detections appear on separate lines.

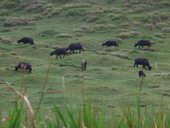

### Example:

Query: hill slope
xmin=0 ymin=0 xmax=170 ymax=116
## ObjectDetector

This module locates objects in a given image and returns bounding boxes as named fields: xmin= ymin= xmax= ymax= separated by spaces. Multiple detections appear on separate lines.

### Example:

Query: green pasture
xmin=0 ymin=0 xmax=170 ymax=117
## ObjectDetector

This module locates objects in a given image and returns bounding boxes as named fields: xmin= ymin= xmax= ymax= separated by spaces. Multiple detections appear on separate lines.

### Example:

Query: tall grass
xmin=0 ymin=77 xmax=170 ymax=128
xmin=1 ymin=65 xmax=170 ymax=128
xmin=34 ymin=59 xmax=53 ymax=119
xmin=1 ymin=82 xmax=35 ymax=128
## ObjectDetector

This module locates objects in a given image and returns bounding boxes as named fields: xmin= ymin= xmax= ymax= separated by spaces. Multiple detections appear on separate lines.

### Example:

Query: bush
xmin=56 ymin=33 xmax=73 ymax=38
xmin=66 ymin=8 xmax=88 ymax=16
xmin=0 ymin=9 xmax=8 ymax=16
xmin=161 ymin=27 xmax=170 ymax=33
xmin=1 ymin=1 xmax=19 ymax=9
xmin=39 ymin=29 xmax=58 ymax=37
xmin=0 ymin=36 xmax=11 ymax=44
xmin=116 ymin=31 xmax=140 ymax=39
xmin=3 ymin=18 xmax=35 ymax=27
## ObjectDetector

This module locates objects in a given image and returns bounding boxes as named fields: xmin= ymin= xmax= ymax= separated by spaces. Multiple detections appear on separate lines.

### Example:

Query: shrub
xmin=161 ymin=27 xmax=170 ymax=33
xmin=39 ymin=29 xmax=58 ymax=37
xmin=1 ymin=1 xmax=18 ymax=9
xmin=56 ymin=33 xmax=73 ymax=38
xmin=116 ymin=31 xmax=140 ymax=39
xmin=0 ymin=9 xmax=8 ymax=16
xmin=86 ymin=14 xmax=99 ymax=23
xmin=66 ymin=8 xmax=88 ymax=16
xmin=3 ymin=18 xmax=35 ymax=27
xmin=146 ymin=12 xmax=170 ymax=25
xmin=155 ymin=23 xmax=167 ymax=29
xmin=0 ymin=36 xmax=11 ymax=44
xmin=128 ymin=4 xmax=150 ymax=13
xmin=24 ymin=3 xmax=42 ymax=12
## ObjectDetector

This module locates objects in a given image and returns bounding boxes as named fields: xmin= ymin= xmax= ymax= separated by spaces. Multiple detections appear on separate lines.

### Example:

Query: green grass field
xmin=0 ymin=0 xmax=170 ymax=118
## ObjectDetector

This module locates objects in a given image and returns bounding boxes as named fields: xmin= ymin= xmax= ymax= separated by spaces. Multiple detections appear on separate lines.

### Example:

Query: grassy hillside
xmin=0 ymin=0 xmax=170 ymax=117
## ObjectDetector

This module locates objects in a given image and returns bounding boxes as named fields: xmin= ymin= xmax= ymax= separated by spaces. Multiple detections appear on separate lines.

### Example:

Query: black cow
xmin=134 ymin=58 xmax=152 ymax=71
xmin=50 ymin=48 xmax=68 ymax=59
xmin=15 ymin=62 xmax=32 ymax=74
xmin=138 ymin=70 xmax=146 ymax=77
xmin=67 ymin=43 xmax=84 ymax=54
xmin=134 ymin=40 xmax=151 ymax=49
xmin=17 ymin=37 xmax=34 ymax=45
xmin=102 ymin=40 xmax=119 ymax=48
xmin=81 ymin=59 xmax=87 ymax=71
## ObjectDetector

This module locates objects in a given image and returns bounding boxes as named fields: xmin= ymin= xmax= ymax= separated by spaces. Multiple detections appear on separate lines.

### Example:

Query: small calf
xmin=138 ymin=70 xmax=146 ymax=77
xmin=81 ymin=59 xmax=87 ymax=71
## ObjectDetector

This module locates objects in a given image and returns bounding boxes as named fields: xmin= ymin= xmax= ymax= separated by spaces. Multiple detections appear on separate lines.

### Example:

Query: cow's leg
xmin=59 ymin=55 xmax=62 ymax=59
xmin=85 ymin=65 xmax=86 ymax=70
xmin=134 ymin=63 xmax=136 ymax=67
xmin=56 ymin=55 xmax=58 ymax=59
xmin=63 ymin=54 xmax=65 ymax=58
xmin=144 ymin=66 xmax=147 ymax=70
xmin=27 ymin=69 xmax=30 ymax=74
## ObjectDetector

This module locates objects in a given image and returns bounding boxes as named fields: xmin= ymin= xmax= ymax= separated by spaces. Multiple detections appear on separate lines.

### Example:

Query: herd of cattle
xmin=15 ymin=37 xmax=153 ymax=77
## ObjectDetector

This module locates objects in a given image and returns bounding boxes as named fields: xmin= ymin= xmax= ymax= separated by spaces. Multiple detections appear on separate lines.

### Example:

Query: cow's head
xmin=50 ymin=51 xmax=54 ymax=56
xmin=15 ymin=66 xmax=19 ymax=71
xmin=17 ymin=39 xmax=21 ymax=43
xmin=102 ymin=43 xmax=106 ymax=46
xmin=134 ymin=43 xmax=138 ymax=47
xmin=148 ymin=66 xmax=152 ymax=71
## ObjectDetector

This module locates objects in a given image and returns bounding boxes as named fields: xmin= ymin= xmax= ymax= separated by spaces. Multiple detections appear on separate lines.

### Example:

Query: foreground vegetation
xmin=1 ymin=78 xmax=170 ymax=128
xmin=0 ymin=0 xmax=170 ymax=127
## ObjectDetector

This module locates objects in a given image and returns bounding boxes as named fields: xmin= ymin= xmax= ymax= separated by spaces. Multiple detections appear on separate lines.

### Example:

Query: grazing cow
xmin=17 ymin=37 xmax=34 ymax=45
xmin=134 ymin=40 xmax=151 ymax=49
xmin=50 ymin=48 xmax=68 ymax=59
xmin=15 ymin=62 xmax=32 ymax=74
xmin=134 ymin=58 xmax=152 ymax=71
xmin=81 ymin=59 xmax=87 ymax=71
xmin=102 ymin=40 xmax=119 ymax=48
xmin=138 ymin=70 xmax=146 ymax=77
xmin=67 ymin=43 xmax=84 ymax=54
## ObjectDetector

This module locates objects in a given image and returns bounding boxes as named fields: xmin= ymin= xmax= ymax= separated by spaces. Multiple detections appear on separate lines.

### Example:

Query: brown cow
xmin=81 ymin=59 xmax=87 ymax=71
xmin=15 ymin=62 xmax=32 ymax=74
